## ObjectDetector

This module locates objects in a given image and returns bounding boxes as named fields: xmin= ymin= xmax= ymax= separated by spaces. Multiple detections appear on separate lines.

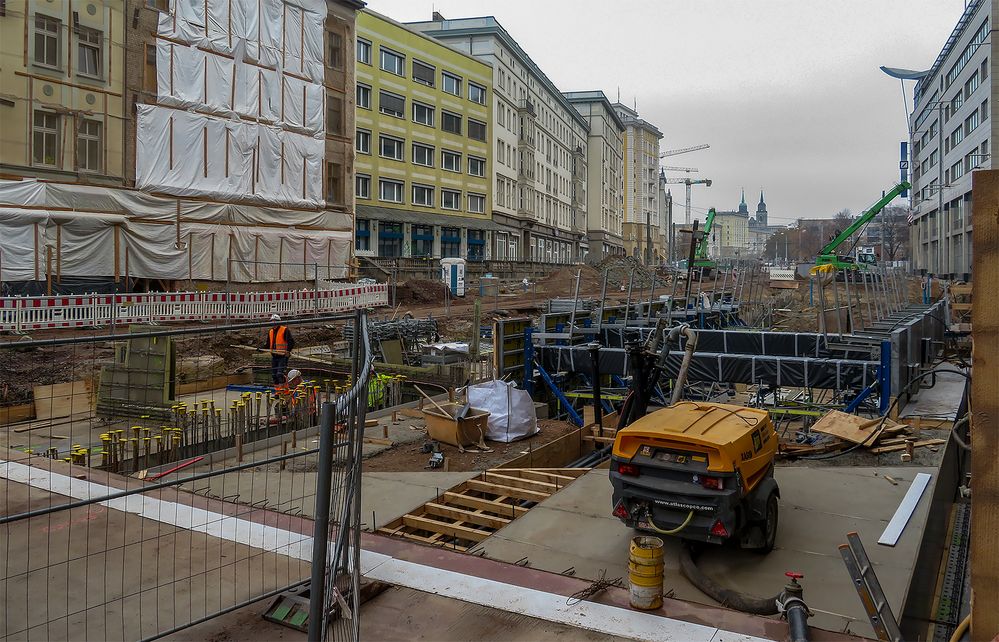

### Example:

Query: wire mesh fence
xmin=1 ymin=310 xmax=372 ymax=641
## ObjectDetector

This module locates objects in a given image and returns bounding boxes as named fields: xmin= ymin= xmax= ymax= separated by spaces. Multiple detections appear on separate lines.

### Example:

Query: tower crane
xmin=660 ymin=144 xmax=710 ymax=158
xmin=664 ymin=177 xmax=713 ymax=226
xmin=661 ymin=166 xmax=699 ymax=173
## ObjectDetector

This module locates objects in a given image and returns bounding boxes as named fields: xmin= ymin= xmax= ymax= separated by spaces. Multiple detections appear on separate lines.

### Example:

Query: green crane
xmin=693 ymin=207 xmax=717 ymax=269
xmin=815 ymin=181 xmax=911 ymax=271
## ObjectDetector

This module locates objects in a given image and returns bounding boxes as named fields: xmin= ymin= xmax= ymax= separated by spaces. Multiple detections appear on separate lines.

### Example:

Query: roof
xmin=610 ymin=103 xmax=663 ymax=138
xmin=330 ymin=0 xmax=366 ymax=9
xmin=618 ymin=402 xmax=770 ymax=447
xmin=562 ymin=90 xmax=626 ymax=131
xmin=406 ymin=16 xmax=589 ymax=130
xmin=360 ymin=9 xmax=492 ymax=72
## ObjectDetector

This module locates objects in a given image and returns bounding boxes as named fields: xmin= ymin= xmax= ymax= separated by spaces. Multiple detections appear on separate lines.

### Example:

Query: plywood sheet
xmin=810 ymin=410 xmax=898 ymax=445
xmin=33 ymin=380 xmax=94 ymax=421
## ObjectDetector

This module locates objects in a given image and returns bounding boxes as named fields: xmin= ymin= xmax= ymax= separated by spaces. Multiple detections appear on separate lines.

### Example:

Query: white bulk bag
xmin=467 ymin=380 xmax=538 ymax=443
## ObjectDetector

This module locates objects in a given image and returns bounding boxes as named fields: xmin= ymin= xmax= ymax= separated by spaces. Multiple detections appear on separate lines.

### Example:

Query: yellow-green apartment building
xmin=354 ymin=10 xmax=496 ymax=261
xmin=0 ymin=0 xmax=126 ymax=184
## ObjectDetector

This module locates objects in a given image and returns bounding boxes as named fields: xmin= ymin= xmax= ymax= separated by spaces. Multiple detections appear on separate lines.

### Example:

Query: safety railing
xmin=0 ymin=283 xmax=388 ymax=332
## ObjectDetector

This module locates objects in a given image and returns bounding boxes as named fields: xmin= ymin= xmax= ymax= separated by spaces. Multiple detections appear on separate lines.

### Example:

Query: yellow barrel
xmin=629 ymin=536 xmax=665 ymax=610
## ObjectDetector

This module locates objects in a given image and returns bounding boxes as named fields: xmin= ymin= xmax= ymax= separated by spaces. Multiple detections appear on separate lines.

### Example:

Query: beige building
xmin=613 ymin=103 xmax=663 ymax=263
xmin=0 ymin=0 xmax=362 ymax=290
xmin=708 ymin=192 xmax=752 ymax=259
xmin=564 ymin=91 xmax=625 ymax=259
xmin=408 ymin=14 xmax=589 ymax=264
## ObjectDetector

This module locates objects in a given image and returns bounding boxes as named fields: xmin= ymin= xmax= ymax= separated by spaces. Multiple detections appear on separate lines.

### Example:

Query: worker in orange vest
xmin=259 ymin=314 xmax=294 ymax=384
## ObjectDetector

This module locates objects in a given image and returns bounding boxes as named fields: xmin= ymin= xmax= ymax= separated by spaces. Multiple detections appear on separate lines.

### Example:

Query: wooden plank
xmin=497 ymin=428 xmax=583 ymax=470
xmin=441 ymin=491 xmax=528 ymax=517
xmin=401 ymin=515 xmax=489 ymax=542
xmin=465 ymin=479 xmax=551 ymax=503
xmin=422 ymin=503 xmax=511 ymax=530
xmin=506 ymin=469 xmax=575 ymax=484
xmin=0 ymin=403 xmax=35 ymax=425
xmin=582 ymin=435 xmax=617 ymax=444
xmin=970 ymin=170 xmax=997 ymax=640
xmin=481 ymin=472 xmax=557 ymax=493
xmin=809 ymin=410 xmax=899 ymax=445
xmin=174 ymin=372 xmax=251 ymax=396
xmin=33 ymin=380 xmax=94 ymax=420
xmin=868 ymin=438 xmax=947 ymax=455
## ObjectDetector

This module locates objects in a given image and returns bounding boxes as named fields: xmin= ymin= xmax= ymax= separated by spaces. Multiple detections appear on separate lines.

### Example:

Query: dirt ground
xmin=360 ymin=418 xmax=579 ymax=472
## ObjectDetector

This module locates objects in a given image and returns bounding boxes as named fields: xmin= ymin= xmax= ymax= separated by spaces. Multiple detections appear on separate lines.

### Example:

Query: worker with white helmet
xmin=259 ymin=313 xmax=294 ymax=384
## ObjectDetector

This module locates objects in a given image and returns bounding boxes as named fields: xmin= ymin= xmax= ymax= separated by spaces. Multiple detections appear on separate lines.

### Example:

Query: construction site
xmin=0 ymin=168 xmax=993 ymax=642
xmin=1 ymin=0 xmax=997 ymax=640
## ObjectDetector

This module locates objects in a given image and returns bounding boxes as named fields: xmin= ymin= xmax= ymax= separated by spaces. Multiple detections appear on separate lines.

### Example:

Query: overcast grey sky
xmin=367 ymin=0 xmax=965 ymax=225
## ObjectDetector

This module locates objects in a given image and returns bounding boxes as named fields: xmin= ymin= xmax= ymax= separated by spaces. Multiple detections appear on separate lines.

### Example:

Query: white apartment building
xmin=564 ymin=91 xmax=626 ymax=258
xmin=906 ymin=0 xmax=994 ymax=278
xmin=613 ymin=104 xmax=664 ymax=262
xmin=409 ymin=14 xmax=589 ymax=264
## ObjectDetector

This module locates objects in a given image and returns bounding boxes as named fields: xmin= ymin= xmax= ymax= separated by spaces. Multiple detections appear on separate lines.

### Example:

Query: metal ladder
xmin=839 ymin=531 xmax=902 ymax=641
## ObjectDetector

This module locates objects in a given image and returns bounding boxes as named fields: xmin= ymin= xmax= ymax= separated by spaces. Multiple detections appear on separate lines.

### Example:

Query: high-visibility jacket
xmin=268 ymin=325 xmax=289 ymax=352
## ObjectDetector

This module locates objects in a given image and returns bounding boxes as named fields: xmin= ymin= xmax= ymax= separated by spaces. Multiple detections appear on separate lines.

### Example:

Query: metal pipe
xmin=307 ymin=401 xmax=337 ymax=642
xmin=670 ymin=325 xmax=698 ymax=406
xmin=588 ymin=342 xmax=603 ymax=428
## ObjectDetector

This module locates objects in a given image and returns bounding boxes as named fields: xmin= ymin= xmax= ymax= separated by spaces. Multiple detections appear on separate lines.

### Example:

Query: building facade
xmin=354 ymin=10 xmax=496 ymax=262
xmin=563 ymin=91 xmax=625 ymax=259
xmin=709 ymin=191 xmax=751 ymax=259
xmin=613 ymin=104 xmax=664 ymax=263
xmin=908 ymin=0 xmax=994 ymax=278
xmin=0 ymin=0 xmax=362 ymax=290
xmin=747 ymin=191 xmax=782 ymax=256
xmin=408 ymin=14 xmax=589 ymax=264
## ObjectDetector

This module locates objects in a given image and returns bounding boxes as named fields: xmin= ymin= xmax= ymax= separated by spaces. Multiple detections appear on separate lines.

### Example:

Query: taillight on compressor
xmin=612 ymin=501 xmax=630 ymax=519
xmin=694 ymin=474 xmax=724 ymax=490
xmin=617 ymin=463 xmax=640 ymax=477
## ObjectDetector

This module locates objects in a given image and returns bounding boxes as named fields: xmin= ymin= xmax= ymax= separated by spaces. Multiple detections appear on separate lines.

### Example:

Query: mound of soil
xmin=396 ymin=279 xmax=449 ymax=305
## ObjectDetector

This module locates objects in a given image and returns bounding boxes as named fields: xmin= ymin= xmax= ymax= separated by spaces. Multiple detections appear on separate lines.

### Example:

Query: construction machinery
xmin=814 ymin=181 xmax=910 ymax=271
xmin=693 ymin=207 xmax=717 ymax=272
xmin=610 ymin=402 xmax=780 ymax=551
xmin=607 ymin=321 xmax=781 ymax=551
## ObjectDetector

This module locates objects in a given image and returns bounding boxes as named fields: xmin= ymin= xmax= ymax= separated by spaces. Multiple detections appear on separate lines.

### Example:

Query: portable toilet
xmin=441 ymin=258 xmax=466 ymax=296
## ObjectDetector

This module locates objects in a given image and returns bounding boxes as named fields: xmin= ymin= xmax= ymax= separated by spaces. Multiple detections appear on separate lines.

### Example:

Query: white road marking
xmin=2 ymin=459 xmax=775 ymax=642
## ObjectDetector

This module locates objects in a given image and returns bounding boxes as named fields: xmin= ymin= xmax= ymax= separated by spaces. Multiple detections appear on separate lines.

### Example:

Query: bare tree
xmin=880 ymin=206 xmax=910 ymax=261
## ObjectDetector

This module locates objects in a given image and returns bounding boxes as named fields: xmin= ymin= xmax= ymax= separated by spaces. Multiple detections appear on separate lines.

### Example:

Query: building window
xmin=468 ymin=156 xmax=485 ymax=177
xmin=34 ymin=14 xmax=61 ymax=69
xmin=356 ymin=173 xmax=371 ymax=199
xmin=412 ymin=143 xmax=434 ymax=167
xmin=468 ymin=82 xmax=486 ymax=105
xmin=379 ymin=135 xmax=404 ymax=161
xmin=379 ymin=90 xmax=404 ymax=118
xmin=380 ymin=47 xmax=404 ymax=76
xmin=441 ymin=111 xmax=462 ymax=135
xmin=326 ymin=161 xmax=344 ymax=205
xmin=442 ymin=72 xmax=461 ymax=96
xmin=144 ymin=43 xmax=157 ymax=93
xmin=76 ymin=118 xmax=102 ymax=173
xmin=412 ymin=184 xmax=434 ymax=207
xmin=441 ymin=227 xmax=460 ymax=257
xmin=356 ymin=83 xmax=371 ymax=109
xmin=77 ymin=27 xmax=102 ymax=78
xmin=442 ymin=189 xmax=461 ymax=210
xmin=982 ymin=98 xmax=989 ymax=121
xmin=327 ymin=31 xmax=343 ymax=69
xmin=32 ymin=110 xmax=60 ymax=167
xmin=326 ymin=95 xmax=343 ymax=135
xmin=356 ymin=219 xmax=371 ymax=251
xmin=379 ymin=179 xmax=403 ymax=203
xmin=412 ymin=59 xmax=435 ymax=87
xmin=357 ymin=38 xmax=371 ymax=65
xmin=467 ymin=230 xmax=485 ymax=261
xmin=411 ymin=224 xmax=434 ymax=257
xmin=442 ymin=149 xmax=461 ymax=172
xmin=378 ymin=222 xmax=403 ymax=257
xmin=412 ymin=101 xmax=434 ymax=127
xmin=468 ymin=119 xmax=486 ymax=142
xmin=467 ymin=193 xmax=485 ymax=214
xmin=356 ymin=129 xmax=371 ymax=154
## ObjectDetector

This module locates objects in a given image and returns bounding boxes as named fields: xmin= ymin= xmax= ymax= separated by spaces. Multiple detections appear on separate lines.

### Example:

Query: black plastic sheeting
xmin=678 ymin=329 xmax=832 ymax=358
xmin=536 ymin=346 xmax=879 ymax=390
xmin=2 ymin=277 xmax=132 ymax=296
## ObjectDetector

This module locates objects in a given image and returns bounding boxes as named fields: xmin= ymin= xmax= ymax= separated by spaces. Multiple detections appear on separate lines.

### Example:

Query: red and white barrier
xmin=0 ymin=283 xmax=388 ymax=332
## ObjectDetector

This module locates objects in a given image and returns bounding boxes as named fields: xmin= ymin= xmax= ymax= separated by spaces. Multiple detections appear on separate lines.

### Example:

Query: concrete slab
xmin=362 ymin=471 xmax=478 ymax=528
xmin=900 ymin=366 xmax=967 ymax=420
xmin=477 ymin=465 xmax=937 ymax=638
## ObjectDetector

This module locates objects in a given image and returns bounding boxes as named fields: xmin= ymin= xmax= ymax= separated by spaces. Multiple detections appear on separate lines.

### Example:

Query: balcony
xmin=518 ymin=99 xmax=537 ymax=117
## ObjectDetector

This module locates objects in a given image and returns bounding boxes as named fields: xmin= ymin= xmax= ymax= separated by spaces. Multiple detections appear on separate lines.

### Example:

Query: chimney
xmin=432 ymin=10 xmax=445 ymax=21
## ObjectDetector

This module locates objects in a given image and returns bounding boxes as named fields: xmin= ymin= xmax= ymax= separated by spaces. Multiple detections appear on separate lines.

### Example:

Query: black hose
xmin=678 ymin=544 xmax=780 ymax=615
xmin=786 ymin=602 xmax=810 ymax=642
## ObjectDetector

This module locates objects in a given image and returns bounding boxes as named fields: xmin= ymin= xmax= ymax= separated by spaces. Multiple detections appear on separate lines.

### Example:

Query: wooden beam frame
xmin=971 ymin=169 xmax=998 ymax=639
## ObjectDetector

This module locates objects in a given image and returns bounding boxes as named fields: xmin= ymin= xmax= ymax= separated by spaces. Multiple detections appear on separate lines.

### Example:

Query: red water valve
xmin=785 ymin=571 xmax=804 ymax=580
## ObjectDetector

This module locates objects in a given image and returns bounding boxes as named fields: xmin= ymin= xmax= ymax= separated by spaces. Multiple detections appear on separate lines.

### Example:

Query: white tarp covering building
xmin=0 ymin=0 xmax=352 ymax=286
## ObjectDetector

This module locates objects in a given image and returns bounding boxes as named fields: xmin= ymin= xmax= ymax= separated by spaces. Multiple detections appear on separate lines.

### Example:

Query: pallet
xmin=377 ymin=467 xmax=589 ymax=549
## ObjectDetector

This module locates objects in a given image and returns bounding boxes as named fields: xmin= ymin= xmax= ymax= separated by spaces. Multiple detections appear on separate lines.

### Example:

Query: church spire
xmin=738 ymin=188 xmax=748 ymax=215
xmin=759 ymin=190 xmax=765 ymax=205
xmin=740 ymin=188 xmax=746 ymax=206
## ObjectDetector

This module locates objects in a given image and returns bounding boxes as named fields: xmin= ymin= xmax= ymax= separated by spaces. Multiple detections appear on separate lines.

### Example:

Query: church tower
xmin=756 ymin=190 xmax=768 ymax=226
xmin=738 ymin=188 xmax=749 ymax=215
